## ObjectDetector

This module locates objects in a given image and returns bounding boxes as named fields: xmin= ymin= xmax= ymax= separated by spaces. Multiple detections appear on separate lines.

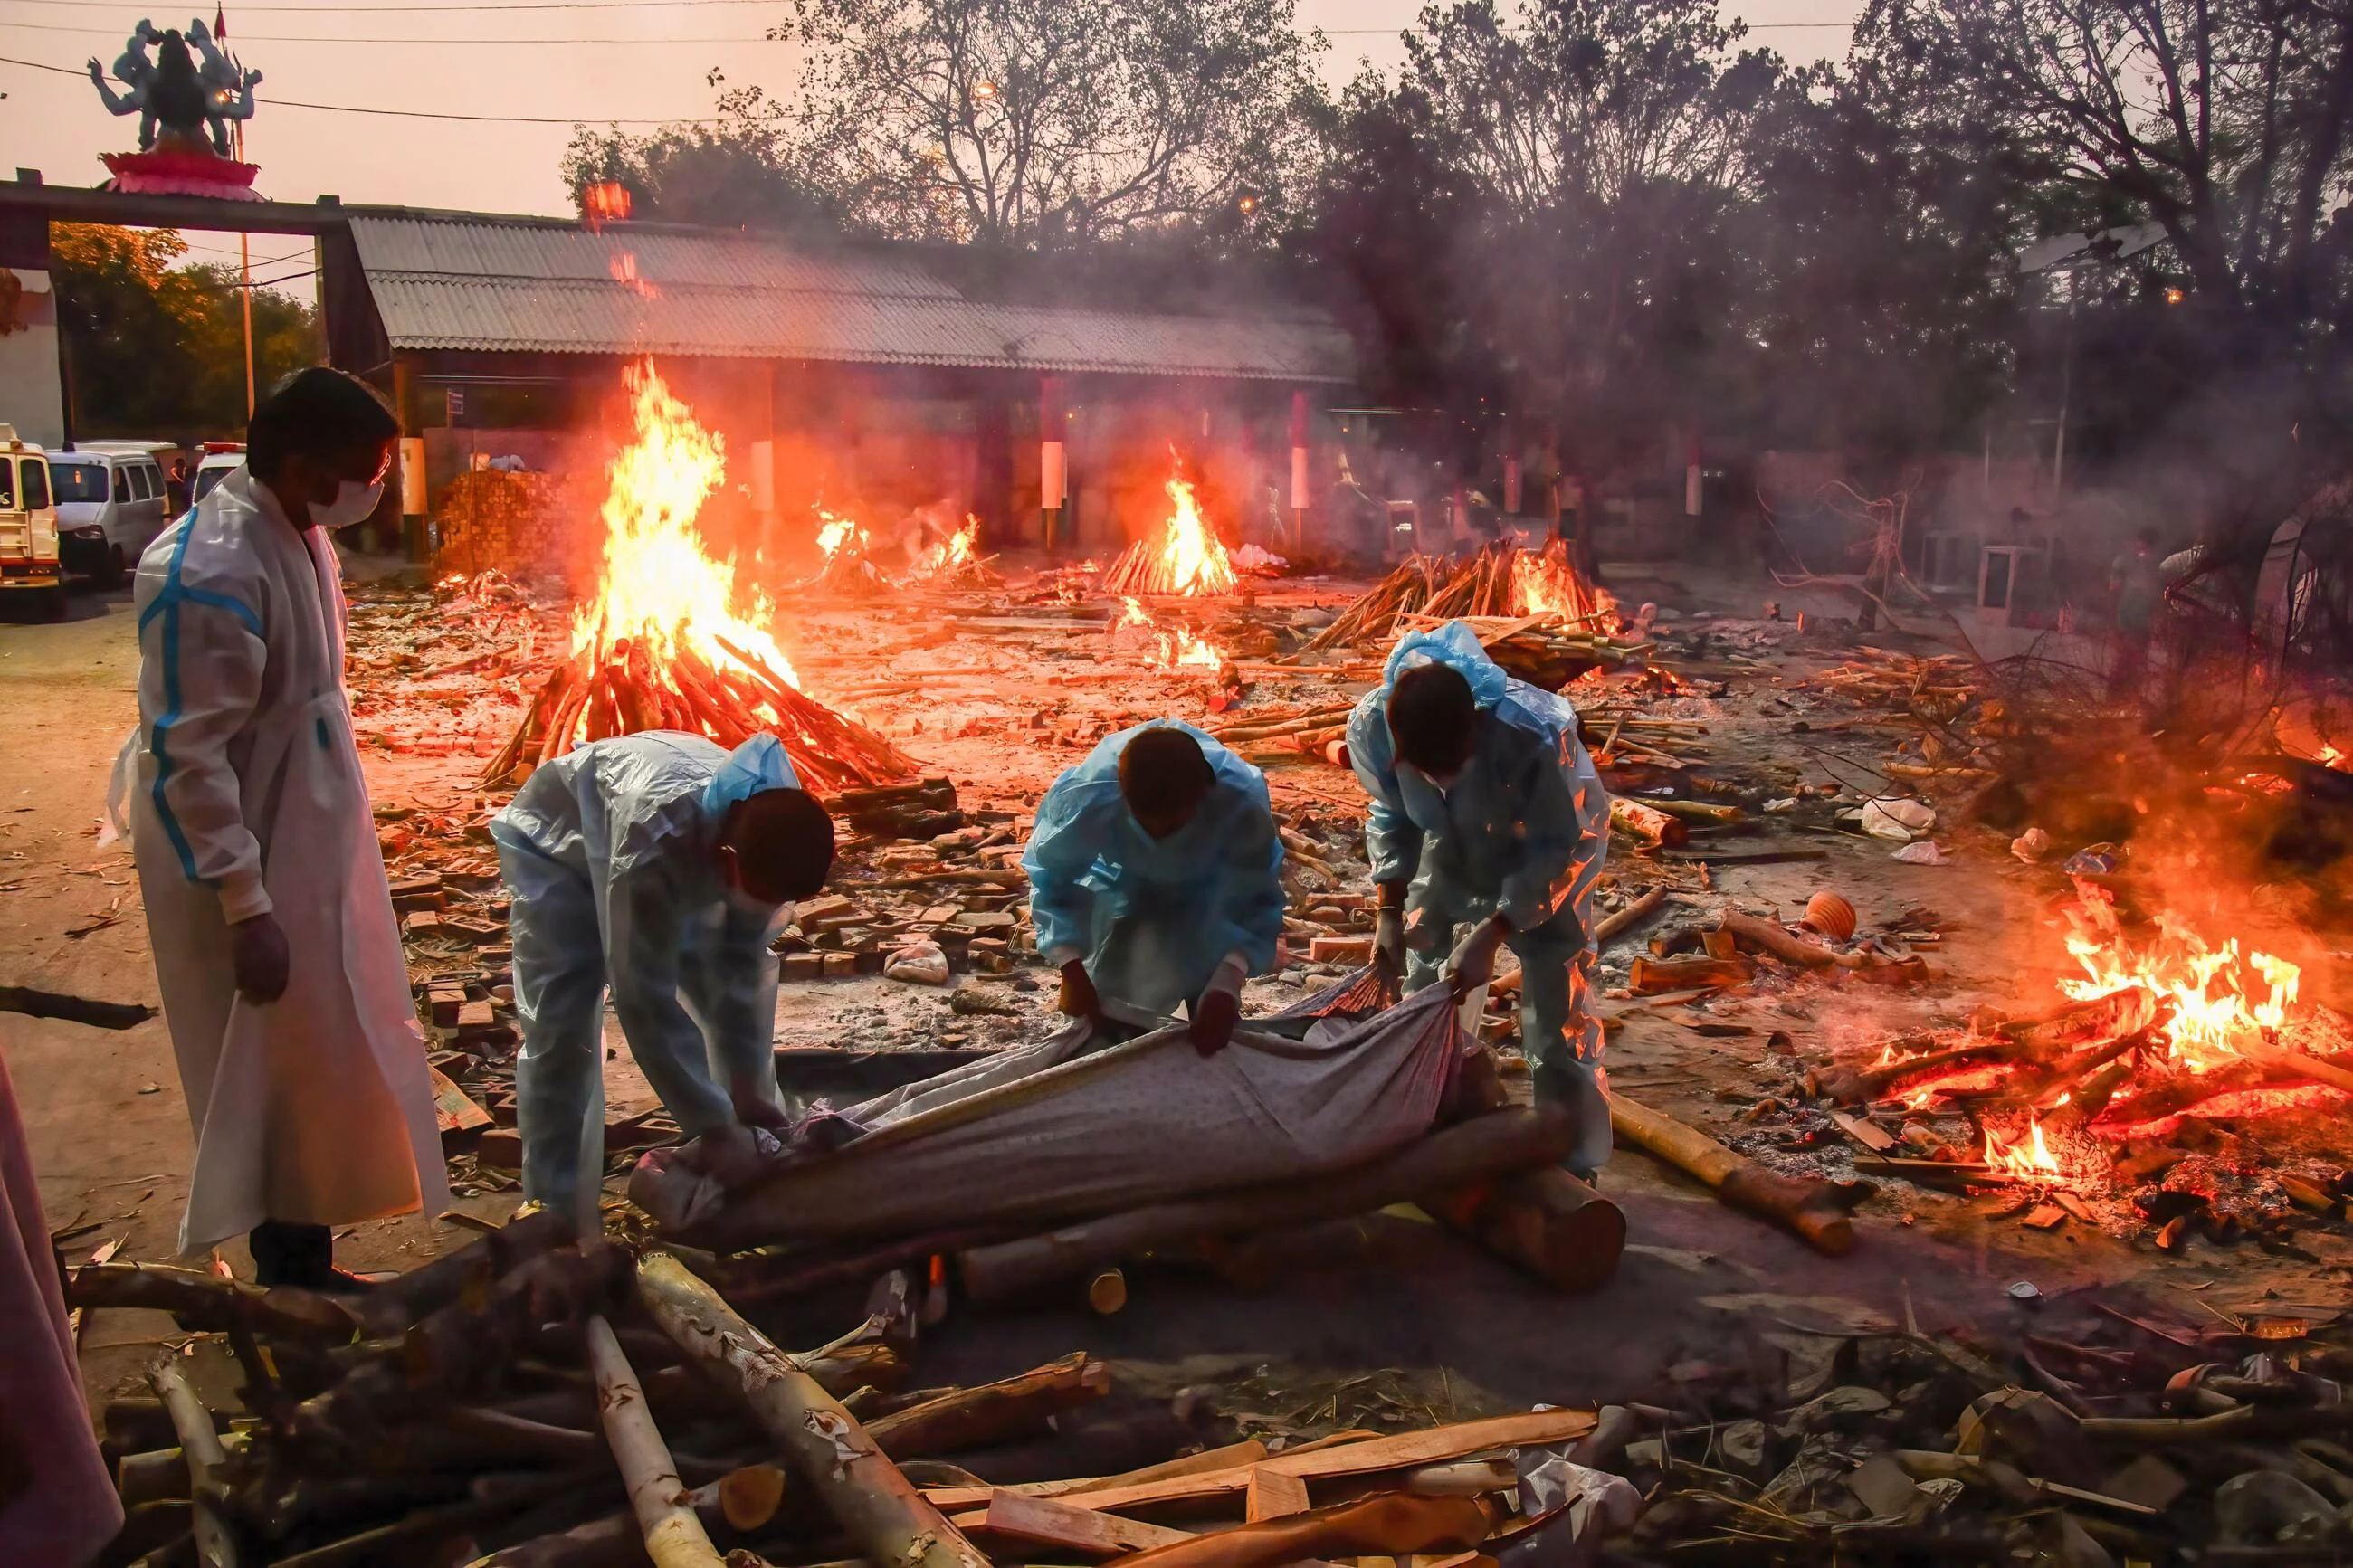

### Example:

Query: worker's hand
xmin=1189 ymin=987 xmax=1241 ymax=1057
xmin=1058 ymin=959 xmax=1103 ymax=1022
xmin=1450 ymin=915 xmax=1511 ymax=1000
xmin=1373 ymin=906 xmax=1406 ymax=976
xmin=229 ymin=912 xmax=290 ymax=1005
xmin=729 ymin=1077 xmax=790 ymax=1133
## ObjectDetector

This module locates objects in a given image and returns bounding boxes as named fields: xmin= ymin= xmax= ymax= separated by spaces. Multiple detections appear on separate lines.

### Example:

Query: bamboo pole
xmin=1610 ymin=1094 xmax=1860 ymax=1255
xmin=634 ymin=1252 xmax=991 ymax=1568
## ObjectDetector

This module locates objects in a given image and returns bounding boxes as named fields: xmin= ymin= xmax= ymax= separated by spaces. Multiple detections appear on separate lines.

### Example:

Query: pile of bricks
xmin=431 ymin=470 xmax=579 ymax=581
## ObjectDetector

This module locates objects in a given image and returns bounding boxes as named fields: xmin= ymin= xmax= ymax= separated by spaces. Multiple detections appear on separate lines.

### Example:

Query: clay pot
xmin=1801 ymin=890 xmax=1857 ymax=941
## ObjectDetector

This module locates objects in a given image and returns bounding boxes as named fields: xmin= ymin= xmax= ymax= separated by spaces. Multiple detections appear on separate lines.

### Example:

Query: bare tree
xmin=1403 ymin=0 xmax=1785 ymax=213
xmin=768 ymin=0 xmax=1323 ymax=246
xmin=1862 ymin=0 xmax=2353 ymax=311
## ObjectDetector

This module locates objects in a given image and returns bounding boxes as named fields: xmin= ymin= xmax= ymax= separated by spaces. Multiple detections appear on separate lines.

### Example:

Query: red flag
xmin=214 ymin=5 xmax=226 ymax=38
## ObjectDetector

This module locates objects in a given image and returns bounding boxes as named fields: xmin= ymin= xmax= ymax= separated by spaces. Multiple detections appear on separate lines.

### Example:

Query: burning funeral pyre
xmin=486 ymin=362 xmax=916 ymax=794
xmin=1100 ymin=464 xmax=1238 ymax=597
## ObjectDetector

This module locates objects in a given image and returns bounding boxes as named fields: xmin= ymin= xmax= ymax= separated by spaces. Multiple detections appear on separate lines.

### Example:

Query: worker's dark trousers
xmin=249 ymin=1220 xmax=334 ymax=1288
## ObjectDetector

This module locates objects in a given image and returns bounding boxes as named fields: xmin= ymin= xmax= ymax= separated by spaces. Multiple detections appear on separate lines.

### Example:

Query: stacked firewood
xmin=71 ymin=1214 xmax=1629 ymax=1568
xmin=431 ymin=470 xmax=577 ymax=583
xmin=1297 ymin=543 xmax=1648 ymax=687
xmin=483 ymin=636 xmax=919 ymax=796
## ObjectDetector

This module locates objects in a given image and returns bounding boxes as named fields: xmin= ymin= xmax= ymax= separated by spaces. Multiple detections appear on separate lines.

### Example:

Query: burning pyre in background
xmin=486 ymin=361 xmax=914 ymax=794
xmin=1101 ymin=464 xmax=1238 ymax=597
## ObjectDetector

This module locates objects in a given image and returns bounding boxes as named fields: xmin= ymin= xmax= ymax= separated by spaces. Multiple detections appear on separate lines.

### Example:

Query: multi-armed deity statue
xmin=88 ymin=17 xmax=263 ymax=199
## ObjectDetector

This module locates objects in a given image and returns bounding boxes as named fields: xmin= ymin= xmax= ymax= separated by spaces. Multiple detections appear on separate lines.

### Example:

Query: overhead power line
xmin=0 ymin=53 xmax=721 ymax=121
xmin=2 ymin=18 xmax=785 ymax=43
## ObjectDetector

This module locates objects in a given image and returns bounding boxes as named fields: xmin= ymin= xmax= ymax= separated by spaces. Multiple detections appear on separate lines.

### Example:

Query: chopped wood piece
xmin=921 ymin=1409 xmax=1595 ymax=1513
xmin=975 ymin=1491 xmax=1193 ymax=1554
xmin=634 ymin=1251 xmax=990 ymax=1568
xmin=2022 ymin=1204 xmax=2069 ymax=1230
xmin=1112 ymin=1490 xmax=1491 ymax=1568
xmin=72 ymin=1262 xmax=361 ymax=1341
xmin=1247 ymin=1467 xmax=1312 ymax=1521
xmin=866 ymin=1353 xmax=1110 ymax=1460
xmin=584 ymin=1315 xmax=726 ymax=1567
xmin=1610 ymin=1094 xmax=1862 ymax=1255
xmin=149 ymin=1354 xmax=239 ymax=1568
xmin=1422 ymin=1167 xmax=1626 ymax=1292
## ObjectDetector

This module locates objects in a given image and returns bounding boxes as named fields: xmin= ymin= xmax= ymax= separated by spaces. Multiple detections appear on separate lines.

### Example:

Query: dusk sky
xmin=2 ymin=0 xmax=1862 ymax=258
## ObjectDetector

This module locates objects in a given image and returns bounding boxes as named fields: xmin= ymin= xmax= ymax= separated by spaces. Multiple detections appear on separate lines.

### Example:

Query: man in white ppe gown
xmin=128 ymin=367 xmax=448 ymax=1289
xmin=1346 ymin=622 xmax=1613 ymax=1176
xmin=491 ymin=731 xmax=836 ymax=1226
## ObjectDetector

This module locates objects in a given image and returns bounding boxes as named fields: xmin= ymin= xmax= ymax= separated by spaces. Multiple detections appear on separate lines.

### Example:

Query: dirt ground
xmin=7 ymin=552 xmax=2350 ymax=1434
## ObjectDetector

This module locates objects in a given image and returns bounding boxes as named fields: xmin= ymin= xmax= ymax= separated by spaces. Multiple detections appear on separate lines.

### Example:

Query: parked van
xmin=0 ymin=424 xmax=62 ymax=617
xmin=192 ymin=442 xmax=243 ymax=507
xmin=50 ymin=442 xmax=173 ymax=588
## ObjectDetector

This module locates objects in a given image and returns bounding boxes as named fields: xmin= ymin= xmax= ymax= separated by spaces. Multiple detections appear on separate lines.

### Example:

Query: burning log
xmin=1998 ymin=989 xmax=2159 ymax=1052
xmin=1301 ymin=541 xmax=1621 ymax=656
xmin=1610 ymin=1094 xmax=1865 ymax=1254
xmin=633 ymin=1251 xmax=992 ymax=1568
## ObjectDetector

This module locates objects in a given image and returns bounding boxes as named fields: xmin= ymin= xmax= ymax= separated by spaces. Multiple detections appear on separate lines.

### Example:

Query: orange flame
xmin=815 ymin=512 xmax=868 ymax=560
xmin=1113 ymin=595 xmax=1224 ymax=669
xmin=909 ymin=516 xmax=979 ymax=579
xmin=1117 ymin=595 xmax=1151 ymax=629
xmin=1983 ymin=1113 xmax=2065 ymax=1180
xmin=2058 ymin=879 xmax=2300 ymax=1073
xmin=582 ymin=180 xmax=633 ymax=228
xmin=571 ymin=360 xmax=798 ymax=689
xmin=1104 ymin=455 xmax=1236 ymax=596
xmin=1510 ymin=540 xmax=1616 ymax=623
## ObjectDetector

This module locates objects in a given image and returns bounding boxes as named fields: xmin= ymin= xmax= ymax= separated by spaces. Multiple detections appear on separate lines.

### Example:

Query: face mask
xmin=313 ymin=479 xmax=383 ymax=530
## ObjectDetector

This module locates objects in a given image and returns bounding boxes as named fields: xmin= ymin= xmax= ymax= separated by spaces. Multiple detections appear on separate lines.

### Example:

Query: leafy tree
xmin=50 ymin=223 xmax=318 ymax=439
xmin=562 ymin=81 xmax=843 ymax=234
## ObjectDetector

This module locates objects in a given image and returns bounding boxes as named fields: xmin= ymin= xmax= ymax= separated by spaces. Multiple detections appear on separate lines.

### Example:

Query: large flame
xmin=1510 ymin=540 xmax=1616 ymax=623
xmin=815 ymin=511 xmax=868 ymax=560
xmin=571 ymin=361 xmax=798 ymax=688
xmin=1114 ymin=595 xmax=1225 ymax=670
xmin=1154 ymin=472 xmax=1236 ymax=595
xmin=1103 ymin=455 xmax=1236 ymax=596
xmin=2058 ymin=879 xmax=2300 ymax=1073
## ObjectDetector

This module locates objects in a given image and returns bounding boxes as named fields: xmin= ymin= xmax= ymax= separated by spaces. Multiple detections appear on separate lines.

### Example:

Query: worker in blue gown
xmin=491 ymin=731 xmax=836 ymax=1223
xmin=1346 ymin=622 xmax=1613 ymax=1176
xmin=1022 ymin=722 xmax=1286 ymax=1055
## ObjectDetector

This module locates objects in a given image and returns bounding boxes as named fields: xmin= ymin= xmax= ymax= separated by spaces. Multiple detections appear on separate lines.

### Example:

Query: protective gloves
xmin=1188 ymin=954 xmax=1250 ymax=1056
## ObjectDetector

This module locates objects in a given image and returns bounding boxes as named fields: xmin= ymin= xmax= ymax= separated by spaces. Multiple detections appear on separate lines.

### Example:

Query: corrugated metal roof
xmin=347 ymin=214 xmax=1353 ymax=383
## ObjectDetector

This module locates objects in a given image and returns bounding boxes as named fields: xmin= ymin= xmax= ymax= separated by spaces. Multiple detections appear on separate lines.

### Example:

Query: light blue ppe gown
xmin=491 ymin=731 xmax=797 ymax=1220
xmin=1346 ymin=622 xmax=1613 ymax=1173
xmin=1022 ymin=721 xmax=1286 ymax=1017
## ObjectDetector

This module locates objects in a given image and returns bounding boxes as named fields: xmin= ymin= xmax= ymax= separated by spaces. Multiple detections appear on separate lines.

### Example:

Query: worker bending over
xmin=1024 ymin=722 xmax=1285 ymax=1055
xmin=1347 ymin=622 xmax=1612 ymax=1175
xmin=491 ymin=732 xmax=834 ymax=1225
xmin=127 ymin=367 xmax=445 ymax=1289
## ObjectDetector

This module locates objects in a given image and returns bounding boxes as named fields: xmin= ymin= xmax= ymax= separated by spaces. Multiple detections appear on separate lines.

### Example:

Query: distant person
xmin=127 ymin=366 xmax=447 ymax=1289
xmin=1347 ymin=622 xmax=1612 ymax=1177
xmin=0 ymin=1050 xmax=122 ymax=1564
xmin=165 ymin=456 xmax=189 ymax=514
xmin=491 ymin=733 xmax=835 ymax=1227
xmin=1024 ymin=723 xmax=1284 ymax=1055
xmin=2109 ymin=525 xmax=2163 ymax=702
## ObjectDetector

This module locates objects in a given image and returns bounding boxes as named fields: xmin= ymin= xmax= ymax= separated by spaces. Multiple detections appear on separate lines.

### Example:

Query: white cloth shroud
xmin=633 ymin=984 xmax=1467 ymax=1246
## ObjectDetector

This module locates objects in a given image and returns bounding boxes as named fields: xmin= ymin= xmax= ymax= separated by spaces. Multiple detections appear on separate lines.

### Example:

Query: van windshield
xmin=50 ymin=459 xmax=108 ymax=504
xmin=193 ymin=466 xmax=231 ymax=502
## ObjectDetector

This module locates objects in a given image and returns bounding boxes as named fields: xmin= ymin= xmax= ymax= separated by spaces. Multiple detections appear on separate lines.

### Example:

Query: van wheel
xmin=95 ymin=546 xmax=127 ymax=591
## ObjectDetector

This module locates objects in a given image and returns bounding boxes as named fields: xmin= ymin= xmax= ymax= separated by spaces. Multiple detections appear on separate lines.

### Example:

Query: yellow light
xmin=2165 ymin=287 xmax=2185 ymax=304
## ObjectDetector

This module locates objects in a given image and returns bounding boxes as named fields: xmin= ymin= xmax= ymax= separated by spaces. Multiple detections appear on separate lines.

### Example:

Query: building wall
xmin=0 ymin=269 xmax=65 ymax=449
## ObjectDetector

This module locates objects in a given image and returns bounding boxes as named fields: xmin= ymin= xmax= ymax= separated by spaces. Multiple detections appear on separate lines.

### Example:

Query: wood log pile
xmin=71 ymin=1215 xmax=1645 ymax=1568
xmin=1296 ymin=543 xmax=1649 ymax=689
xmin=482 ymin=635 xmax=919 ymax=795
